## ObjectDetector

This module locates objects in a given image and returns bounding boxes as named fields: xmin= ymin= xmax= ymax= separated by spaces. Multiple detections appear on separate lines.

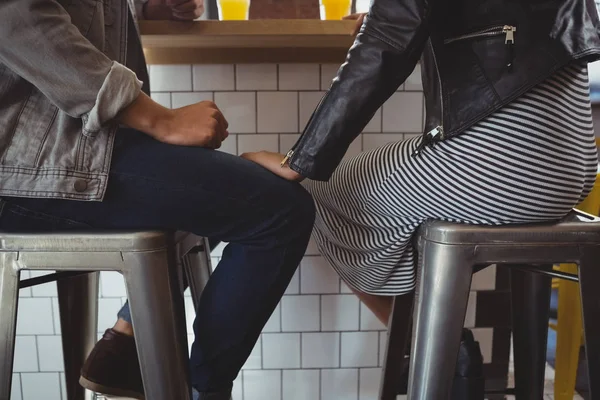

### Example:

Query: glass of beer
xmin=320 ymin=0 xmax=352 ymax=20
xmin=217 ymin=0 xmax=251 ymax=20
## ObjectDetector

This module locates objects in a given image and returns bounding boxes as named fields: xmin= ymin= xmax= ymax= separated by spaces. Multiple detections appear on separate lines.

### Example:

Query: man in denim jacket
xmin=0 ymin=1 xmax=315 ymax=398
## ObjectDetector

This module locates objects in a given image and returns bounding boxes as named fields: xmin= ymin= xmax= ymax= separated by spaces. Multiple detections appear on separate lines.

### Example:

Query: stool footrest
xmin=18 ymin=271 xmax=92 ymax=289
xmin=509 ymin=264 xmax=579 ymax=282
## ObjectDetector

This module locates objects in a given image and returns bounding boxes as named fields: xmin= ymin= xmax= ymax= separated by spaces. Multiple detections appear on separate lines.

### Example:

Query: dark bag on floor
xmin=451 ymin=328 xmax=485 ymax=400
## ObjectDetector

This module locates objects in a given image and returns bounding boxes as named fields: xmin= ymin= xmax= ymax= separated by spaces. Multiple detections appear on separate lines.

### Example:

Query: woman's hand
xmin=343 ymin=12 xmax=367 ymax=36
xmin=241 ymin=151 xmax=304 ymax=182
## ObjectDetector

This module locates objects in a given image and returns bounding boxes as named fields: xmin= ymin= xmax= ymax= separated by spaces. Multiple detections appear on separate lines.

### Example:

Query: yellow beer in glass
xmin=217 ymin=0 xmax=251 ymax=20
xmin=320 ymin=0 xmax=351 ymax=20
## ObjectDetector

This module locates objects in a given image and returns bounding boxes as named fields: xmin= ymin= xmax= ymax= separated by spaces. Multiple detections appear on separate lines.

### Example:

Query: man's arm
xmin=0 ymin=0 xmax=142 ymax=135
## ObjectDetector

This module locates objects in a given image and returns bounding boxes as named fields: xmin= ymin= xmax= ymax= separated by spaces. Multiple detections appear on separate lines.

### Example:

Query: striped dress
xmin=303 ymin=62 xmax=599 ymax=295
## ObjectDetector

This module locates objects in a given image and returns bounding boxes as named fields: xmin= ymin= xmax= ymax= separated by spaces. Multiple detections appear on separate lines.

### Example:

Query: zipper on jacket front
xmin=412 ymin=39 xmax=445 ymax=157
xmin=445 ymin=25 xmax=517 ymax=70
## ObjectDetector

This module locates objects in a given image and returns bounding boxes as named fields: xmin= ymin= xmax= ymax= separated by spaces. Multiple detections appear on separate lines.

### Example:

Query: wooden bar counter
xmin=140 ymin=20 xmax=356 ymax=64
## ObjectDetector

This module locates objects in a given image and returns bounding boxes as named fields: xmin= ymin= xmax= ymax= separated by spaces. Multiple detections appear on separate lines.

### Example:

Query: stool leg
xmin=554 ymin=263 xmax=582 ymax=400
xmin=182 ymin=237 xmax=212 ymax=309
xmin=123 ymin=248 xmax=191 ymax=400
xmin=407 ymin=242 xmax=474 ymax=400
xmin=57 ymin=272 xmax=99 ymax=400
xmin=0 ymin=253 xmax=20 ymax=400
xmin=509 ymin=265 xmax=551 ymax=400
xmin=379 ymin=292 xmax=414 ymax=400
xmin=578 ymin=247 xmax=600 ymax=399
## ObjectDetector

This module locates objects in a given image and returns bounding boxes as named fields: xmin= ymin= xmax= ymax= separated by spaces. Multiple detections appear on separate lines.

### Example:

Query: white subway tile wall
xmin=11 ymin=63 xmax=499 ymax=400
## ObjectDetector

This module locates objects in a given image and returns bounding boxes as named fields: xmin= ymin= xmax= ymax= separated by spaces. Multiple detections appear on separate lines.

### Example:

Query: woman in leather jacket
xmin=242 ymin=0 xmax=600 ymax=325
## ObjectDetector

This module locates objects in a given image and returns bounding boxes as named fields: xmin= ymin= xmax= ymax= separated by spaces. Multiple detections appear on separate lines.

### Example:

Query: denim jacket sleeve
xmin=287 ymin=0 xmax=431 ymax=181
xmin=0 ymin=0 xmax=142 ymax=135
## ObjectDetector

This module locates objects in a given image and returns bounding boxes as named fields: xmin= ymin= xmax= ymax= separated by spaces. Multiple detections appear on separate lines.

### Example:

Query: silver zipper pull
xmin=281 ymin=150 xmax=294 ymax=167
xmin=411 ymin=126 xmax=444 ymax=157
xmin=503 ymin=26 xmax=516 ymax=44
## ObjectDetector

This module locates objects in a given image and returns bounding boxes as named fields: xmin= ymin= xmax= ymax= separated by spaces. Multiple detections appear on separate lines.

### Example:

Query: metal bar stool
xmin=390 ymin=209 xmax=600 ymax=400
xmin=0 ymin=231 xmax=213 ymax=400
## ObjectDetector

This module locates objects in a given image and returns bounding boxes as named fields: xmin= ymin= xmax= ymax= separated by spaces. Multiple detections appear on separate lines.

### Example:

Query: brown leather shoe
xmin=79 ymin=329 xmax=144 ymax=399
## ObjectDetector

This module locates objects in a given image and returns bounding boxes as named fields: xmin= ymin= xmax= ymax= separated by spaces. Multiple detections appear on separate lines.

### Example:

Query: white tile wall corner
xmin=11 ymin=62 xmax=497 ymax=400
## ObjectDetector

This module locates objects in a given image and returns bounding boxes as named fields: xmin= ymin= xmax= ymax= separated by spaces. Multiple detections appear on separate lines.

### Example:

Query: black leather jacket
xmin=286 ymin=0 xmax=600 ymax=181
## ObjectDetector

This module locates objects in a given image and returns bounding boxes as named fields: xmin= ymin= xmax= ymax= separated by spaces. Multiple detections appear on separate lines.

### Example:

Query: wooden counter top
xmin=140 ymin=20 xmax=356 ymax=64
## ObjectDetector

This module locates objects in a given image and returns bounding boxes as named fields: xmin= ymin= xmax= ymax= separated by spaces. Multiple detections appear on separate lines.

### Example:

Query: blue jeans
xmin=0 ymin=129 xmax=315 ymax=395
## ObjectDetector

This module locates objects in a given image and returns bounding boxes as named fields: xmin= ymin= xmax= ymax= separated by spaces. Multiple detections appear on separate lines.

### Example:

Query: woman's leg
xmin=350 ymin=287 xmax=393 ymax=326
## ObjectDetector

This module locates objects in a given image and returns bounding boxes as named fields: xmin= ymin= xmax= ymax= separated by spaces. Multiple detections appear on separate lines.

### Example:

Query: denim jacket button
xmin=74 ymin=180 xmax=88 ymax=192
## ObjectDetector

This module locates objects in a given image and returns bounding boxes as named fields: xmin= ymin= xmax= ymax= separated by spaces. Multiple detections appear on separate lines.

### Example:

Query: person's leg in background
xmin=112 ymin=237 xmax=222 ymax=337
xmin=0 ymin=129 xmax=315 ymax=400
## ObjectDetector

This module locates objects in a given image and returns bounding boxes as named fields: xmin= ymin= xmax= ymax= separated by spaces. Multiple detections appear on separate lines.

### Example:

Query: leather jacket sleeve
xmin=288 ymin=0 xmax=431 ymax=181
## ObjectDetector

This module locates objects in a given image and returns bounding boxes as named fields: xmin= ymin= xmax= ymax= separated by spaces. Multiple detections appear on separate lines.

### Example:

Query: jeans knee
xmin=279 ymin=184 xmax=316 ymax=236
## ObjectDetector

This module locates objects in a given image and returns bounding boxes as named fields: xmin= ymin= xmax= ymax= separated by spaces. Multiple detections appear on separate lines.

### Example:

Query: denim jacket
xmin=0 ymin=0 xmax=147 ymax=201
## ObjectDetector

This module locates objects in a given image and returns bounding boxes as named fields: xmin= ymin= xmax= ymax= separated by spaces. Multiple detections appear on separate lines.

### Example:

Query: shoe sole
xmin=79 ymin=376 xmax=145 ymax=400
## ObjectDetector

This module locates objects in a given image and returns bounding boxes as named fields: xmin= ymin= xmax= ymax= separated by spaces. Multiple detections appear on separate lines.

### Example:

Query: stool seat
xmin=419 ymin=211 xmax=600 ymax=245
xmin=379 ymin=209 xmax=600 ymax=400
xmin=0 ymin=230 xmax=213 ymax=400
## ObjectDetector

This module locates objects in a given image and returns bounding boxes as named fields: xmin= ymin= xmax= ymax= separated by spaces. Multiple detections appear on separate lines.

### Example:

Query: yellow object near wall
xmin=552 ymin=138 xmax=599 ymax=400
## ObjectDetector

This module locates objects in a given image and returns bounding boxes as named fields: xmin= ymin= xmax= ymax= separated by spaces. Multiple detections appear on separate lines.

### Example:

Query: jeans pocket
xmin=0 ymin=202 xmax=91 ymax=233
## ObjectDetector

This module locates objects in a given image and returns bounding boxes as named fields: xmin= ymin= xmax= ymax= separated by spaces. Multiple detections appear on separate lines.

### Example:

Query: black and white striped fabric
xmin=304 ymin=62 xmax=599 ymax=295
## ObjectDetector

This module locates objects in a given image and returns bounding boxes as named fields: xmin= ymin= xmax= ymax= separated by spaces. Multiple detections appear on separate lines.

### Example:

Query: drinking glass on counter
xmin=320 ymin=0 xmax=352 ymax=20
xmin=217 ymin=0 xmax=251 ymax=20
